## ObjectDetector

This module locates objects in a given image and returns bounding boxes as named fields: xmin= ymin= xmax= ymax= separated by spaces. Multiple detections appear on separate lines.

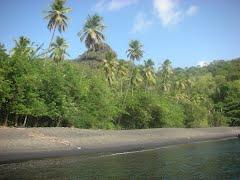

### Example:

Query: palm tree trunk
xmin=120 ymin=79 xmax=123 ymax=94
xmin=49 ymin=26 xmax=56 ymax=49
xmin=123 ymin=61 xmax=134 ymax=103
xmin=145 ymin=81 xmax=147 ymax=93
xmin=23 ymin=115 xmax=28 ymax=127
xmin=14 ymin=114 xmax=19 ymax=127
xmin=43 ymin=26 xmax=56 ymax=66
xmin=34 ymin=117 xmax=39 ymax=127
xmin=3 ymin=113 xmax=8 ymax=126
xmin=57 ymin=117 xmax=61 ymax=127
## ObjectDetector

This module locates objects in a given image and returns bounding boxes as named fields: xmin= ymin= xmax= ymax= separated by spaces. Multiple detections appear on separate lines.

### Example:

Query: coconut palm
xmin=126 ymin=40 xmax=143 ymax=62
xmin=102 ymin=52 xmax=118 ymax=85
xmin=49 ymin=36 xmax=69 ymax=63
xmin=78 ymin=14 xmax=105 ymax=51
xmin=131 ymin=68 xmax=143 ymax=87
xmin=122 ymin=40 xmax=144 ymax=100
xmin=144 ymin=59 xmax=154 ymax=68
xmin=117 ymin=61 xmax=129 ymax=93
xmin=12 ymin=36 xmax=33 ymax=57
xmin=130 ymin=68 xmax=143 ymax=95
xmin=161 ymin=59 xmax=173 ymax=92
xmin=142 ymin=62 xmax=156 ymax=91
xmin=124 ymin=40 xmax=144 ymax=98
xmin=14 ymin=36 xmax=30 ymax=48
xmin=12 ymin=36 xmax=44 ymax=60
xmin=44 ymin=0 xmax=71 ymax=46
xmin=173 ymin=77 xmax=193 ymax=102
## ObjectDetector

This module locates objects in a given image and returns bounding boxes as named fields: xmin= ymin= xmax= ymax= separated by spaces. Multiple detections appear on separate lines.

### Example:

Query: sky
xmin=0 ymin=0 xmax=240 ymax=68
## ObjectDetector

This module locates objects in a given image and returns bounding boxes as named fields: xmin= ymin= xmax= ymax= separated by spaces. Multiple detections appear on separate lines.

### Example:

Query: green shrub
xmin=119 ymin=92 xmax=184 ymax=129
xmin=181 ymin=101 xmax=209 ymax=128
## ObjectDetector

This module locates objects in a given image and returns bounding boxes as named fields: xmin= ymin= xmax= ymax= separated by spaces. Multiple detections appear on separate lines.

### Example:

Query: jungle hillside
xmin=0 ymin=0 xmax=239 ymax=129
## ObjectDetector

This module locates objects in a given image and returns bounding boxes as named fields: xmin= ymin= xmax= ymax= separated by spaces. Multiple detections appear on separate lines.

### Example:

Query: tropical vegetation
xmin=0 ymin=0 xmax=239 ymax=129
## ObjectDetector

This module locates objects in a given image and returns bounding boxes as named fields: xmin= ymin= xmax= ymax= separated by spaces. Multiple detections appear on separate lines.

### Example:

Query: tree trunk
xmin=57 ymin=118 xmax=61 ymax=127
xmin=37 ymin=27 xmax=57 ymax=59
xmin=49 ymin=26 xmax=56 ymax=50
xmin=123 ymin=61 xmax=134 ymax=103
xmin=3 ymin=113 xmax=8 ymax=126
xmin=23 ymin=115 xmax=28 ymax=127
xmin=145 ymin=81 xmax=148 ymax=93
xmin=120 ymin=79 xmax=123 ymax=94
xmin=34 ymin=118 xmax=38 ymax=127
xmin=14 ymin=115 xmax=19 ymax=127
xmin=43 ymin=26 xmax=56 ymax=66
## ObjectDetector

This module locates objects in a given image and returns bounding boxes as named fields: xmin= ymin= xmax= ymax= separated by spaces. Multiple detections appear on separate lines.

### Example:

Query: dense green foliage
xmin=0 ymin=39 xmax=239 ymax=128
xmin=0 ymin=0 xmax=239 ymax=129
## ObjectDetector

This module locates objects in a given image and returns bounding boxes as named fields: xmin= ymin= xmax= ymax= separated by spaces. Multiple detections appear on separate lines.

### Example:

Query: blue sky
xmin=0 ymin=0 xmax=240 ymax=68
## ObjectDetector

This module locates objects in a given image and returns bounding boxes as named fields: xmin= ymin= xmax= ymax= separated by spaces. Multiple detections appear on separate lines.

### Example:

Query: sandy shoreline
xmin=0 ymin=127 xmax=239 ymax=164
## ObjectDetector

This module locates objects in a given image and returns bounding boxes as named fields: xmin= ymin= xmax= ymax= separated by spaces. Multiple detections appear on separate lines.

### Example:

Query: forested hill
xmin=173 ymin=58 xmax=240 ymax=126
xmin=0 ymin=40 xmax=239 ymax=129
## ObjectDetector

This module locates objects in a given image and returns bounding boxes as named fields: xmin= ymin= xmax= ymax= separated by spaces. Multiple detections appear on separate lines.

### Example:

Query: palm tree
xmin=161 ymin=59 xmax=173 ymax=92
xmin=12 ymin=36 xmax=33 ymax=57
xmin=102 ymin=52 xmax=118 ymax=85
xmin=144 ymin=58 xmax=154 ymax=67
xmin=78 ymin=14 xmax=105 ymax=51
xmin=117 ymin=61 xmax=129 ymax=93
xmin=44 ymin=0 xmax=71 ymax=47
xmin=142 ymin=60 xmax=156 ymax=91
xmin=49 ymin=36 xmax=69 ymax=63
xmin=126 ymin=40 xmax=143 ymax=62
xmin=131 ymin=68 xmax=143 ymax=95
xmin=124 ymin=40 xmax=144 ymax=99
xmin=14 ymin=36 xmax=30 ymax=48
xmin=174 ymin=77 xmax=193 ymax=102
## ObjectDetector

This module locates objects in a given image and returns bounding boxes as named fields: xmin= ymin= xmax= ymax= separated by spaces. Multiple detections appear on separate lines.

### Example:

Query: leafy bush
xmin=119 ymin=92 xmax=184 ymax=129
xmin=181 ymin=101 xmax=209 ymax=128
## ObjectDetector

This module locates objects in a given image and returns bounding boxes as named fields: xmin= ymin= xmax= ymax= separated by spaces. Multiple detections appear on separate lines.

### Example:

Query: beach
xmin=0 ymin=127 xmax=239 ymax=164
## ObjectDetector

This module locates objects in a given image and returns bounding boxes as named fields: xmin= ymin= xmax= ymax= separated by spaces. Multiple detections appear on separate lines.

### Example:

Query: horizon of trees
xmin=0 ymin=0 xmax=239 ymax=129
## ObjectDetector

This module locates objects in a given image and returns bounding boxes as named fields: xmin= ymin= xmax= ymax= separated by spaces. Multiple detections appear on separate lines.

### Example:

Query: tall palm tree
xmin=174 ymin=77 xmax=193 ymax=102
xmin=12 ymin=36 xmax=33 ymax=57
xmin=78 ymin=14 xmax=105 ymax=51
xmin=142 ymin=60 xmax=156 ymax=91
xmin=161 ymin=59 xmax=173 ymax=92
xmin=13 ymin=36 xmax=44 ymax=60
xmin=117 ymin=61 xmax=129 ymax=93
xmin=126 ymin=40 xmax=143 ymax=62
xmin=14 ymin=36 xmax=30 ymax=48
xmin=49 ymin=36 xmax=69 ymax=63
xmin=144 ymin=59 xmax=154 ymax=67
xmin=131 ymin=68 xmax=143 ymax=95
xmin=124 ymin=40 xmax=144 ymax=98
xmin=45 ymin=0 xmax=71 ymax=47
xmin=102 ymin=52 xmax=118 ymax=85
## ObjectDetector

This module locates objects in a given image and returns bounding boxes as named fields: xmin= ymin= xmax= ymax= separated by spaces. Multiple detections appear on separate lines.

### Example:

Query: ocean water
xmin=1 ymin=138 xmax=240 ymax=179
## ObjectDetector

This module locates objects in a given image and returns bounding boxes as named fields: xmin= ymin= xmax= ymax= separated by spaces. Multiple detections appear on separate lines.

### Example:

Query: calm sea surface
xmin=1 ymin=138 xmax=240 ymax=179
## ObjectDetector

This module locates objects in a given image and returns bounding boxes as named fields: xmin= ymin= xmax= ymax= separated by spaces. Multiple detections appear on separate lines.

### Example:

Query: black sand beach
xmin=0 ymin=127 xmax=239 ymax=164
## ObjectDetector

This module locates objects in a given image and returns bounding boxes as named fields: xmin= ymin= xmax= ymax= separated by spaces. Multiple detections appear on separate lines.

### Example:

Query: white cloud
xmin=132 ymin=12 xmax=153 ymax=33
xmin=186 ymin=5 xmax=198 ymax=16
xmin=153 ymin=0 xmax=183 ymax=26
xmin=108 ymin=0 xmax=138 ymax=11
xmin=197 ymin=61 xmax=208 ymax=67
xmin=94 ymin=0 xmax=138 ymax=12
xmin=153 ymin=0 xmax=199 ymax=27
